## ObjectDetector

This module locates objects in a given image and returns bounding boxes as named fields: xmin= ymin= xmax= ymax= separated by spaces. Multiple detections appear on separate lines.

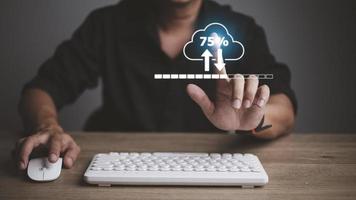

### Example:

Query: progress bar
xmin=154 ymin=74 xmax=274 ymax=80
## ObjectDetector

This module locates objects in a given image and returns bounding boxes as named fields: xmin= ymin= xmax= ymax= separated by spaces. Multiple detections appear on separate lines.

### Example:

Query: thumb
xmin=186 ymin=84 xmax=215 ymax=117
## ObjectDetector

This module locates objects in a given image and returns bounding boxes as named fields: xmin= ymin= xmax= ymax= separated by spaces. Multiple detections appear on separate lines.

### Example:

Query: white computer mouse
xmin=27 ymin=157 xmax=62 ymax=181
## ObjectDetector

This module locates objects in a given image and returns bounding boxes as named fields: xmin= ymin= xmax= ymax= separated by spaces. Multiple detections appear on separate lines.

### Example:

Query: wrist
xmin=251 ymin=116 xmax=272 ymax=134
xmin=35 ymin=119 xmax=63 ymax=134
xmin=234 ymin=116 xmax=272 ymax=135
xmin=252 ymin=115 xmax=278 ymax=139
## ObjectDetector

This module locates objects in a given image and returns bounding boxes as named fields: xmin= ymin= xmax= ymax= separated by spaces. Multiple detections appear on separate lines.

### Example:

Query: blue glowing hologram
xmin=183 ymin=23 xmax=245 ymax=62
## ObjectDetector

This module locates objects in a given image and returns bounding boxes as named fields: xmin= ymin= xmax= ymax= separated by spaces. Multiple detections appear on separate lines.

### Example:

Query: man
xmin=15 ymin=0 xmax=297 ymax=170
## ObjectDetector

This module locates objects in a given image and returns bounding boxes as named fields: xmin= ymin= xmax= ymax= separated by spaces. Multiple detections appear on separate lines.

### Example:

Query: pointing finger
xmin=231 ymin=74 xmax=245 ymax=109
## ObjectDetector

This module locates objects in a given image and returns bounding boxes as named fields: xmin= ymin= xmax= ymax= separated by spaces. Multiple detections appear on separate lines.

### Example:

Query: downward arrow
xmin=214 ymin=48 xmax=226 ymax=71
xmin=201 ymin=49 xmax=213 ymax=72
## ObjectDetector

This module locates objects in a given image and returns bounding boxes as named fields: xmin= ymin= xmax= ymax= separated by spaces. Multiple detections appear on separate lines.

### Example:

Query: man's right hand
xmin=14 ymin=125 xmax=80 ymax=170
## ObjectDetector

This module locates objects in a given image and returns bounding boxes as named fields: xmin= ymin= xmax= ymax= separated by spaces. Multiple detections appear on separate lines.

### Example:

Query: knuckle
xmin=64 ymin=134 xmax=76 ymax=146
xmin=62 ymin=133 xmax=72 ymax=140
xmin=70 ymin=140 xmax=80 ymax=150
xmin=37 ymin=128 xmax=56 ymax=137
xmin=63 ymin=134 xmax=78 ymax=149
xmin=60 ymin=134 xmax=70 ymax=144
xmin=25 ymin=135 xmax=37 ymax=144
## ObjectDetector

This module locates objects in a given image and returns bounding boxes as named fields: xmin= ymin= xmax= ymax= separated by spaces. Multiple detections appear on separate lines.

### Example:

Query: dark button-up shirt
xmin=24 ymin=0 xmax=297 ymax=132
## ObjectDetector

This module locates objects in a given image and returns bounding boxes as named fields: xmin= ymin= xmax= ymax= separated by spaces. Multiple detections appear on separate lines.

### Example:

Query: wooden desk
xmin=0 ymin=132 xmax=355 ymax=200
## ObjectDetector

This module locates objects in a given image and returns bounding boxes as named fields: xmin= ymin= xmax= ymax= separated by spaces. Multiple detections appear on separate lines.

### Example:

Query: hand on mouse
xmin=187 ymin=72 xmax=270 ymax=132
xmin=14 ymin=124 xmax=80 ymax=170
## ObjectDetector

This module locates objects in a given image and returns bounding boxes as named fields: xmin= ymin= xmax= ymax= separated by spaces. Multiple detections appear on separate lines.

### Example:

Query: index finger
xmin=18 ymin=134 xmax=49 ymax=170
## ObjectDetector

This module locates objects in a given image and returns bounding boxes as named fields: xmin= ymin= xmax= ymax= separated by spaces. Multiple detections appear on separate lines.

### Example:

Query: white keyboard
xmin=84 ymin=152 xmax=268 ymax=187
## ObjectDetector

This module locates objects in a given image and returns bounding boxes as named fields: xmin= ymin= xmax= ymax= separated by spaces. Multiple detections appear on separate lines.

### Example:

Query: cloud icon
xmin=183 ymin=23 xmax=245 ymax=61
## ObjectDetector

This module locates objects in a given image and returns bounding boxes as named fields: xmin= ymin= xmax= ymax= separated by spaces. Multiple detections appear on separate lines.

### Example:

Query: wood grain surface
xmin=0 ymin=132 xmax=355 ymax=200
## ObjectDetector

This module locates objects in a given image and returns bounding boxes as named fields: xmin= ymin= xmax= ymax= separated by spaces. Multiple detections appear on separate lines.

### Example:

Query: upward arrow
xmin=201 ymin=49 xmax=213 ymax=72
xmin=214 ymin=48 xmax=226 ymax=71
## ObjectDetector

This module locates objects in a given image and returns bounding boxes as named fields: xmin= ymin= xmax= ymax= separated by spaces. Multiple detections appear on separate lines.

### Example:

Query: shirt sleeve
xmin=237 ymin=19 xmax=298 ymax=114
xmin=22 ymin=11 xmax=104 ymax=110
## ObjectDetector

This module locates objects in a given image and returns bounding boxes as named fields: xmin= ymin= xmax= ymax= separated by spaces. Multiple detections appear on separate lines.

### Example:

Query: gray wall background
xmin=1 ymin=0 xmax=355 ymax=133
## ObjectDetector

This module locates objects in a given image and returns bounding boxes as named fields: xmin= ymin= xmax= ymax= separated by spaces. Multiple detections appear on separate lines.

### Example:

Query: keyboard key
xmin=172 ymin=166 xmax=182 ymax=171
xmin=233 ymin=153 xmax=243 ymax=159
xmin=90 ymin=167 xmax=102 ymax=171
xmin=160 ymin=166 xmax=171 ymax=171
xmin=210 ymin=153 xmax=221 ymax=158
xmin=183 ymin=166 xmax=194 ymax=171
xmin=194 ymin=166 xmax=205 ymax=171
xmin=218 ymin=166 xmax=228 ymax=172
xmin=103 ymin=167 xmax=113 ymax=171
xmin=137 ymin=166 xmax=148 ymax=171
xmin=241 ymin=167 xmax=251 ymax=172
xmin=222 ymin=153 xmax=232 ymax=159
xmin=206 ymin=166 xmax=216 ymax=172
xmin=149 ymin=166 xmax=159 ymax=171
xmin=141 ymin=153 xmax=152 ymax=157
